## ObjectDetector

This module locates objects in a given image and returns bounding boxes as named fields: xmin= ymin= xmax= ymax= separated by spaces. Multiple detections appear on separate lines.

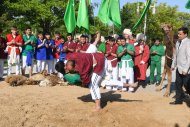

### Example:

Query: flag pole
xmin=144 ymin=0 xmax=148 ymax=35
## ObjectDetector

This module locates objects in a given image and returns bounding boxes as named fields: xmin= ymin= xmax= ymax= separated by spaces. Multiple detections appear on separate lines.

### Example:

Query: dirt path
xmin=0 ymin=81 xmax=189 ymax=127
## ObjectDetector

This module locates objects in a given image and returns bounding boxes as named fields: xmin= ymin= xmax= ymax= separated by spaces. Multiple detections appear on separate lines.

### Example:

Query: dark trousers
xmin=175 ymin=69 xmax=190 ymax=102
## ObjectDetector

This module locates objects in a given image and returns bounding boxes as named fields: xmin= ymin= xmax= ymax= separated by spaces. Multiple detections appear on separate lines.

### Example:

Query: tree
xmin=120 ymin=2 xmax=190 ymax=44
xmin=3 ymin=0 xmax=66 ymax=33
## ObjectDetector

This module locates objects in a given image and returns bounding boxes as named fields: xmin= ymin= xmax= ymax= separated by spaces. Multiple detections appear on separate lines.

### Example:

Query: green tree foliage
xmin=3 ymin=0 xmax=67 ymax=33
xmin=120 ymin=2 xmax=190 ymax=44
xmin=0 ymin=0 xmax=190 ymax=40
xmin=0 ymin=0 xmax=108 ymax=36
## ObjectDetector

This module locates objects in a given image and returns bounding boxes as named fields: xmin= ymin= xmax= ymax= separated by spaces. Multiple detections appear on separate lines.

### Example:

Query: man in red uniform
xmin=55 ymin=53 xmax=138 ymax=111
xmin=105 ymin=37 xmax=118 ymax=90
xmin=64 ymin=33 xmax=77 ymax=59
xmin=55 ymin=53 xmax=105 ymax=111
xmin=54 ymin=31 xmax=62 ymax=60
xmin=76 ymin=35 xmax=89 ymax=53
xmin=6 ymin=26 xmax=23 ymax=75
xmin=53 ymin=31 xmax=62 ymax=73
xmin=134 ymin=33 xmax=150 ymax=87
xmin=0 ymin=29 xmax=7 ymax=80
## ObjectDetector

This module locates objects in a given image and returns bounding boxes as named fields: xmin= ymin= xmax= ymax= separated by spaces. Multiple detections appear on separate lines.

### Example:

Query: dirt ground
xmin=0 ymin=81 xmax=190 ymax=127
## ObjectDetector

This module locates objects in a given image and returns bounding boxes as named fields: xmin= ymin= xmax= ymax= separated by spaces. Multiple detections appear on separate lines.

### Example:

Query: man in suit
xmin=170 ymin=27 xmax=190 ymax=105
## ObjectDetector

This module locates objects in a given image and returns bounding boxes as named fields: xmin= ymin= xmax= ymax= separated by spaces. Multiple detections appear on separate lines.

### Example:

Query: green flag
xmin=186 ymin=0 xmax=190 ymax=9
xmin=108 ymin=0 xmax=122 ymax=28
xmin=88 ymin=0 xmax=91 ymax=5
xmin=64 ymin=0 xmax=76 ymax=33
xmin=132 ymin=0 xmax=151 ymax=31
xmin=98 ymin=0 xmax=109 ymax=24
xmin=77 ymin=0 xmax=89 ymax=30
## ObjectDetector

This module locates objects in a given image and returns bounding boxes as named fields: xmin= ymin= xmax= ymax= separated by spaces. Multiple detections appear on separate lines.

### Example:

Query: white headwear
xmin=136 ymin=33 xmax=146 ymax=42
xmin=101 ymin=36 xmax=105 ymax=42
xmin=123 ymin=29 xmax=132 ymax=36
xmin=112 ymin=34 xmax=119 ymax=40
xmin=74 ymin=33 xmax=81 ymax=40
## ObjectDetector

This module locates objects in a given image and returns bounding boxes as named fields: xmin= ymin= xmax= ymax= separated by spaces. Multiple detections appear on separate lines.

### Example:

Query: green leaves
xmin=120 ymin=2 xmax=188 ymax=43
xmin=186 ymin=0 xmax=190 ymax=9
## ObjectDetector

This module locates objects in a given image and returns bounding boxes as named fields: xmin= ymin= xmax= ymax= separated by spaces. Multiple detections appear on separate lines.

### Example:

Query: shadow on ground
xmin=78 ymin=91 xmax=143 ymax=108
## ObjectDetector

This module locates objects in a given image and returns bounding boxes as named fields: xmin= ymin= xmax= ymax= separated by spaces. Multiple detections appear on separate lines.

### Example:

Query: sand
xmin=0 ymin=81 xmax=189 ymax=127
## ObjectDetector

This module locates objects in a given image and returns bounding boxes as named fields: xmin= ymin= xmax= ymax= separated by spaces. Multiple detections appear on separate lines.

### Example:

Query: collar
xmin=11 ymin=33 xmax=18 ymax=38
xmin=181 ymin=37 xmax=188 ymax=43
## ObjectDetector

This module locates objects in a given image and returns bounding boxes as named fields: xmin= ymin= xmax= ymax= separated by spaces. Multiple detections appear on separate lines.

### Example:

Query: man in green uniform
xmin=64 ymin=73 xmax=81 ymax=85
xmin=97 ymin=41 xmax=106 ymax=53
xmin=150 ymin=38 xmax=165 ymax=85
xmin=22 ymin=26 xmax=37 ymax=78
xmin=117 ymin=37 xmax=135 ymax=92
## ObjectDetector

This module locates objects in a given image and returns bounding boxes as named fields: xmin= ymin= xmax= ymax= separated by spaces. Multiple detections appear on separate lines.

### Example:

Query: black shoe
xmin=183 ymin=94 xmax=190 ymax=102
xmin=139 ymin=80 xmax=146 ymax=88
xmin=169 ymin=101 xmax=183 ymax=105
xmin=148 ymin=81 xmax=154 ymax=85
xmin=0 ymin=77 xmax=4 ymax=81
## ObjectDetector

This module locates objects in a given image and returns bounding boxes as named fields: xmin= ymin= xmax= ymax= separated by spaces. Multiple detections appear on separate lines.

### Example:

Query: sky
xmin=92 ymin=0 xmax=190 ymax=16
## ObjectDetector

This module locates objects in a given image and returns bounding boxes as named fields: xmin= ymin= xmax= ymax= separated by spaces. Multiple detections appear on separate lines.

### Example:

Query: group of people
xmin=0 ymin=26 xmax=190 ymax=111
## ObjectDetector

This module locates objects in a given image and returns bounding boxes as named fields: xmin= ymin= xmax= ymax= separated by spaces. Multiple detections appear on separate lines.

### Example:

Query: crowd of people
xmin=0 ymin=26 xmax=190 ymax=111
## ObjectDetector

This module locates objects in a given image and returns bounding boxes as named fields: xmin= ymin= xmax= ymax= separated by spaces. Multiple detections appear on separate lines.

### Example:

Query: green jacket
xmin=64 ymin=73 xmax=81 ymax=85
xmin=150 ymin=44 xmax=165 ymax=62
xmin=117 ymin=44 xmax=135 ymax=68
xmin=97 ymin=42 xmax=106 ymax=53
xmin=22 ymin=34 xmax=37 ymax=56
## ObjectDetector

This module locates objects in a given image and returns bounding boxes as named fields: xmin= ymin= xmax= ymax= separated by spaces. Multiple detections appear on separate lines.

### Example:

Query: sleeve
xmin=6 ymin=35 xmax=10 ymax=43
xmin=117 ymin=46 xmax=122 ymax=54
xmin=72 ymin=43 xmax=77 ymax=49
xmin=157 ymin=45 xmax=165 ymax=56
xmin=64 ymin=73 xmax=81 ymax=85
xmin=98 ymin=43 xmax=106 ymax=53
xmin=113 ymin=45 xmax=118 ymax=54
xmin=33 ymin=37 xmax=37 ymax=44
xmin=66 ymin=53 xmax=77 ymax=60
xmin=150 ymin=46 xmax=153 ymax=54
xmin=36 ymin=39 xmax=40 ymax=46
xmin=1 ymin=38 xmax=7 ymax=48
xmin=18 ymin=35 xmax=23 ymax=45
xmin=76 ymin=43 xmax=80 ymax=49
xmin=183 ymin=42 xmax=190 ymax=73
xmin=141 ymin=45 xmax=150 ymax=63
xmin=102 ymin=43 xmax=106 ymax=53
xmin=57 ymin=44 xmax=61 ymax=49
xmin=135 ymin=46 xmax=141 ymax=56
xmin=51 ymin=40 xmax=55 ymax=47
xmin=171 ymin=44 xmax=177 ymax=69
xmin=128 ymin=44 xmax=135 ymax=52
xmin=64 ymin=42 xmax=68 ymax=48
xmin=22 ymin=35 xmax=27 ymax=42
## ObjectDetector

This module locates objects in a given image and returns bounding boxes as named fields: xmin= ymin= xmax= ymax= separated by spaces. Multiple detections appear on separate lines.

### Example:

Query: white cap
xmin=74 ymin=33 xmax=81 ymax=40
xmin=123 ymin=29 xmax=132 ymax=36
xmin=136 ymin=33 xmax=146 ymax=42
xmin=101 ymin=36 xmax=105 ymax=42
xmin=112 ymin=34 xmax=119 ymax=40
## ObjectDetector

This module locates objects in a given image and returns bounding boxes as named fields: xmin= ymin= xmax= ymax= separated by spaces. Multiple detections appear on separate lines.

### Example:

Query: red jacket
xmin=134 ymin=44 xmax=150 ymax=80
xmin=76 ymin=43 xmax=89 ymax=52
xmin=6 ymin=34 xmax=23 ymax=55
xmin=64 ymin=41 xmax=77 ymax=59
xmin=54 ymin=39 xmax=62 ymax=59
xmin=66 ymin=53 xmax=105 ymax=86
xmin=0 ymin=37 xmax=7 ymax=59
xmin=106 ymin=43 xmax=118 ymax=67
